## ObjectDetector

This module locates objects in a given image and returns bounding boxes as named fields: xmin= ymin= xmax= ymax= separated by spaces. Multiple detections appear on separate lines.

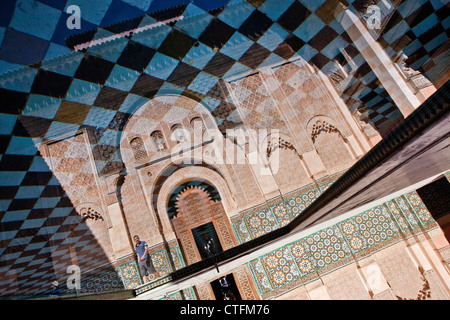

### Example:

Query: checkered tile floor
xmin=0 ymin=0 xmax=448 ymax=297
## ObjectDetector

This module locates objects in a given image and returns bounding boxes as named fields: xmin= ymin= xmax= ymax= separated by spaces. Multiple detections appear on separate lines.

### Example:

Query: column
xmin=337 ymin=8 xmax=421 ymax=117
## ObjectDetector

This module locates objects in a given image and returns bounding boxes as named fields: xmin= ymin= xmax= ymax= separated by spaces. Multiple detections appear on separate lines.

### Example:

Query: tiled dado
xmin=232 ymin=179 xmax=336 ymax=243
xmin=78 ymin=243 xmax=186 ymax=295
xmin=132 ymin=244 xmax=186 ymax=295
xmin=248 ymin=191 xmax=437 ymax=298
xmin=64 ymin=257 xmax=140 ymax=295
xmin=145 ymin=244 xmax=186 ymax=282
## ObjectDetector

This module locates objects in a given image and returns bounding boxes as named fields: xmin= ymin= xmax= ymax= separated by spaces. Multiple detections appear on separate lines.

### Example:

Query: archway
xmin=168 ymin=180 xmax=229 ymax=264
xmin=307 ymin=116 xmax=355 ymax=173
xmin=265 ymin=132 xmax=311 ymax=195
xmin=156 ymin=169 xmax=238 ymax=265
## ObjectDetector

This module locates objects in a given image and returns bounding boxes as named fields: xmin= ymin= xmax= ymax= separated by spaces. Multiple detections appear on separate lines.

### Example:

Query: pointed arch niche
xmin=307 ymin=116 xmax=356 ymax=173
xmin=265 ymin=133 xmax=312 ymax=195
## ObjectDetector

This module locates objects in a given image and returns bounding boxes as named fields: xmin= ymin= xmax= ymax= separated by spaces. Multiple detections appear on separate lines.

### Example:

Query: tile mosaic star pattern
xmin=248 ymin=191 xmax=436 ymax=297
xmin=0 ymin=0 xmax=448 ymax=297
xmin=233 ymin=180 xmax=332 ymax=243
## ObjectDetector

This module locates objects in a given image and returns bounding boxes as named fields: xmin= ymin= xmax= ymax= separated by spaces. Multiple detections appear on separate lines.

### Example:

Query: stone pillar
xmin=337 ymin=8 xmax=421 ymax=117
xmin=358 ymin=262 xmax=395 ymax=299
xmin=305 ymin=279 xmax=331 ymax=300
xmin=107 ymin=201 xmax=134 ymax=258
xmin=316 ymin=70 xmax=373 ymax=153
xmin=408 ymin=240 xmax=450 ymax=297
xmin=103 ymin=174 xmax=134 ymax=259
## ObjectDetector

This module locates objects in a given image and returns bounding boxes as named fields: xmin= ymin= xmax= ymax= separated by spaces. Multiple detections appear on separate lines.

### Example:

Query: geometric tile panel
xmin=232 ymin=181 xmax=330 ymax=244
xmin=147 ymin=246 xmax=180 ymax=281
xmin=115 ymin=260 xmax=141 ymax=290
xmin=248 ymin=190 xmax=436 ymax=297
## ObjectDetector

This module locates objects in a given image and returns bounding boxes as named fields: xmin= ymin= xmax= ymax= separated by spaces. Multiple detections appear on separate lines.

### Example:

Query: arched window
xmin=309 ymin=119 xmax=354 ymax=172
xmin=150 ymin=130 xmax=167 ymax=151
xmin=310 ymin=120 xmax=340 ymax=143
xmin=170 ymin=124 xmax=189 ymax=143
xmin=190 ymin=117 xmax=205 ymax=131
xmin=130 ymin=137 xmax=147 ymax=161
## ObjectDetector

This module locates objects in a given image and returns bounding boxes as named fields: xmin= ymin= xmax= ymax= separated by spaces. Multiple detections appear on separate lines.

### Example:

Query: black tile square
xmin=150 ymin=4 xmax=187 ymax=22
xmin=158 ymin=29 xmax=196 ymax=60
xmin=8 ymin=198 xmax=38 ymax=211
xmin=405 ymin=47 xmax=427 ymax=65
xmin=418 ymin=23 xmax=445 ymax=45
xmin=93 ymin=86 xmax=128 ymax=111
xmin=0 ymin=134 xmax=11 ymax=154
xmin=103 ymin=15 xmax=144 ymax=34
xmin=274 ymin=34 xmax=305 ymax=59
xmin=405 ymin=1 xmax=434 ymax=29
xmin=211 ymin=101 xmax=235 ymax=119
xmin=0 ymin=154 xmax=34 ymax=171
xmin=74 ymin=54 xmax=115 ymax=85
xmin=0 ymin=88 xmax=28 ymax=115
xmin=366 ymin=79 xmax=380 ymax=90
xmin=310 ymin=52 xmax=330 ymax=69
xmin=19 ymin=229 xmax=47 ymax=242
xmin=389 ymin=35 xmax=413 ymax=54
xmin=182 ymin=88 xmax=205 ymax=103
xmin=129 ymin=73 xmax=165 ymax=98
xmin=436 ymin=5 xmax=450 ymax=22
xmin=30 ymin=69 xmax=72 ymax=98
xmin=41 ymin=185 xmax=66 ymax=198
xmin=381 ymin=10 xmax=403 ymax=37
xmin=92 ymin=144 xmax=118 ymax=161
xmin=107 ymin=111 xmax=131 ymax=131
xmin=334 ymin=52 xmax=346 ymax=65
xmin=343 ymin=43 xmax=359 ymax=58
xmin=277 ymin=1 xmax=311 ymax=32
xmin=286 ymin=33 xmax=307 ymax=53
xmin=405 ymin=30 xmax=417 ymax=42
xmin=247 ymin=0 xmax=265 ymax=8
xmin=166 ymin=62 xmax=201 ymax=88
xmin=14 ymin=116 xmax=52 ymax=138
xmin=199 ymin=18 xmax=236 ymax=50
xmin=360 ymin=90 xmax=378 ymax=104
xmin=238 ymin=9 xmax=272 ymax=41
xmin=206 ymin=79 xmax=230 ymax=100
xmin=238 ymin=42 xmax=271 ymax=69
xmin=117 ymin=40 xmax=155 ymax=72
xmin=21 ymin=171 xmax=53 ymax=186
xmin=203 ymin=52 xmax=236 ymax=78
xmin=1 ymin=220 xmax=25 ymax=232
xmin=308 ymin=25 xmax=338 ymax=52
xmin=27 ymin=208 xmax=52 ymax=219
xmin=55 ymin=196 xmax=73 ymax=208
xmin=0 ymin=186 xmax=19 ymax=200
xmin=273 ymin=41 xmax=297 ymax=60
xmin=100 ymin=160 xmax=124 ymax=175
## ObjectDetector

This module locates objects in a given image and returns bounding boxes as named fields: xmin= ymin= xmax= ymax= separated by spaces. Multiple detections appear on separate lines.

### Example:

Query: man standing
xmin=133 ymin=235 xmax=158 ymax=284
xmin=49 ymin=281 xmax=62 ymax=297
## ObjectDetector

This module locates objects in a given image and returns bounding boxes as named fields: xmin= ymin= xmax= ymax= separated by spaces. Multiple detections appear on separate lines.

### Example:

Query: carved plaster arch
xmin=306 ymin=115 xmax=356 ymax=172
xmin=306 ymin=115 xmax=342 ymax=143
xmin=261 ymin=131 xmax=313 ymax=194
